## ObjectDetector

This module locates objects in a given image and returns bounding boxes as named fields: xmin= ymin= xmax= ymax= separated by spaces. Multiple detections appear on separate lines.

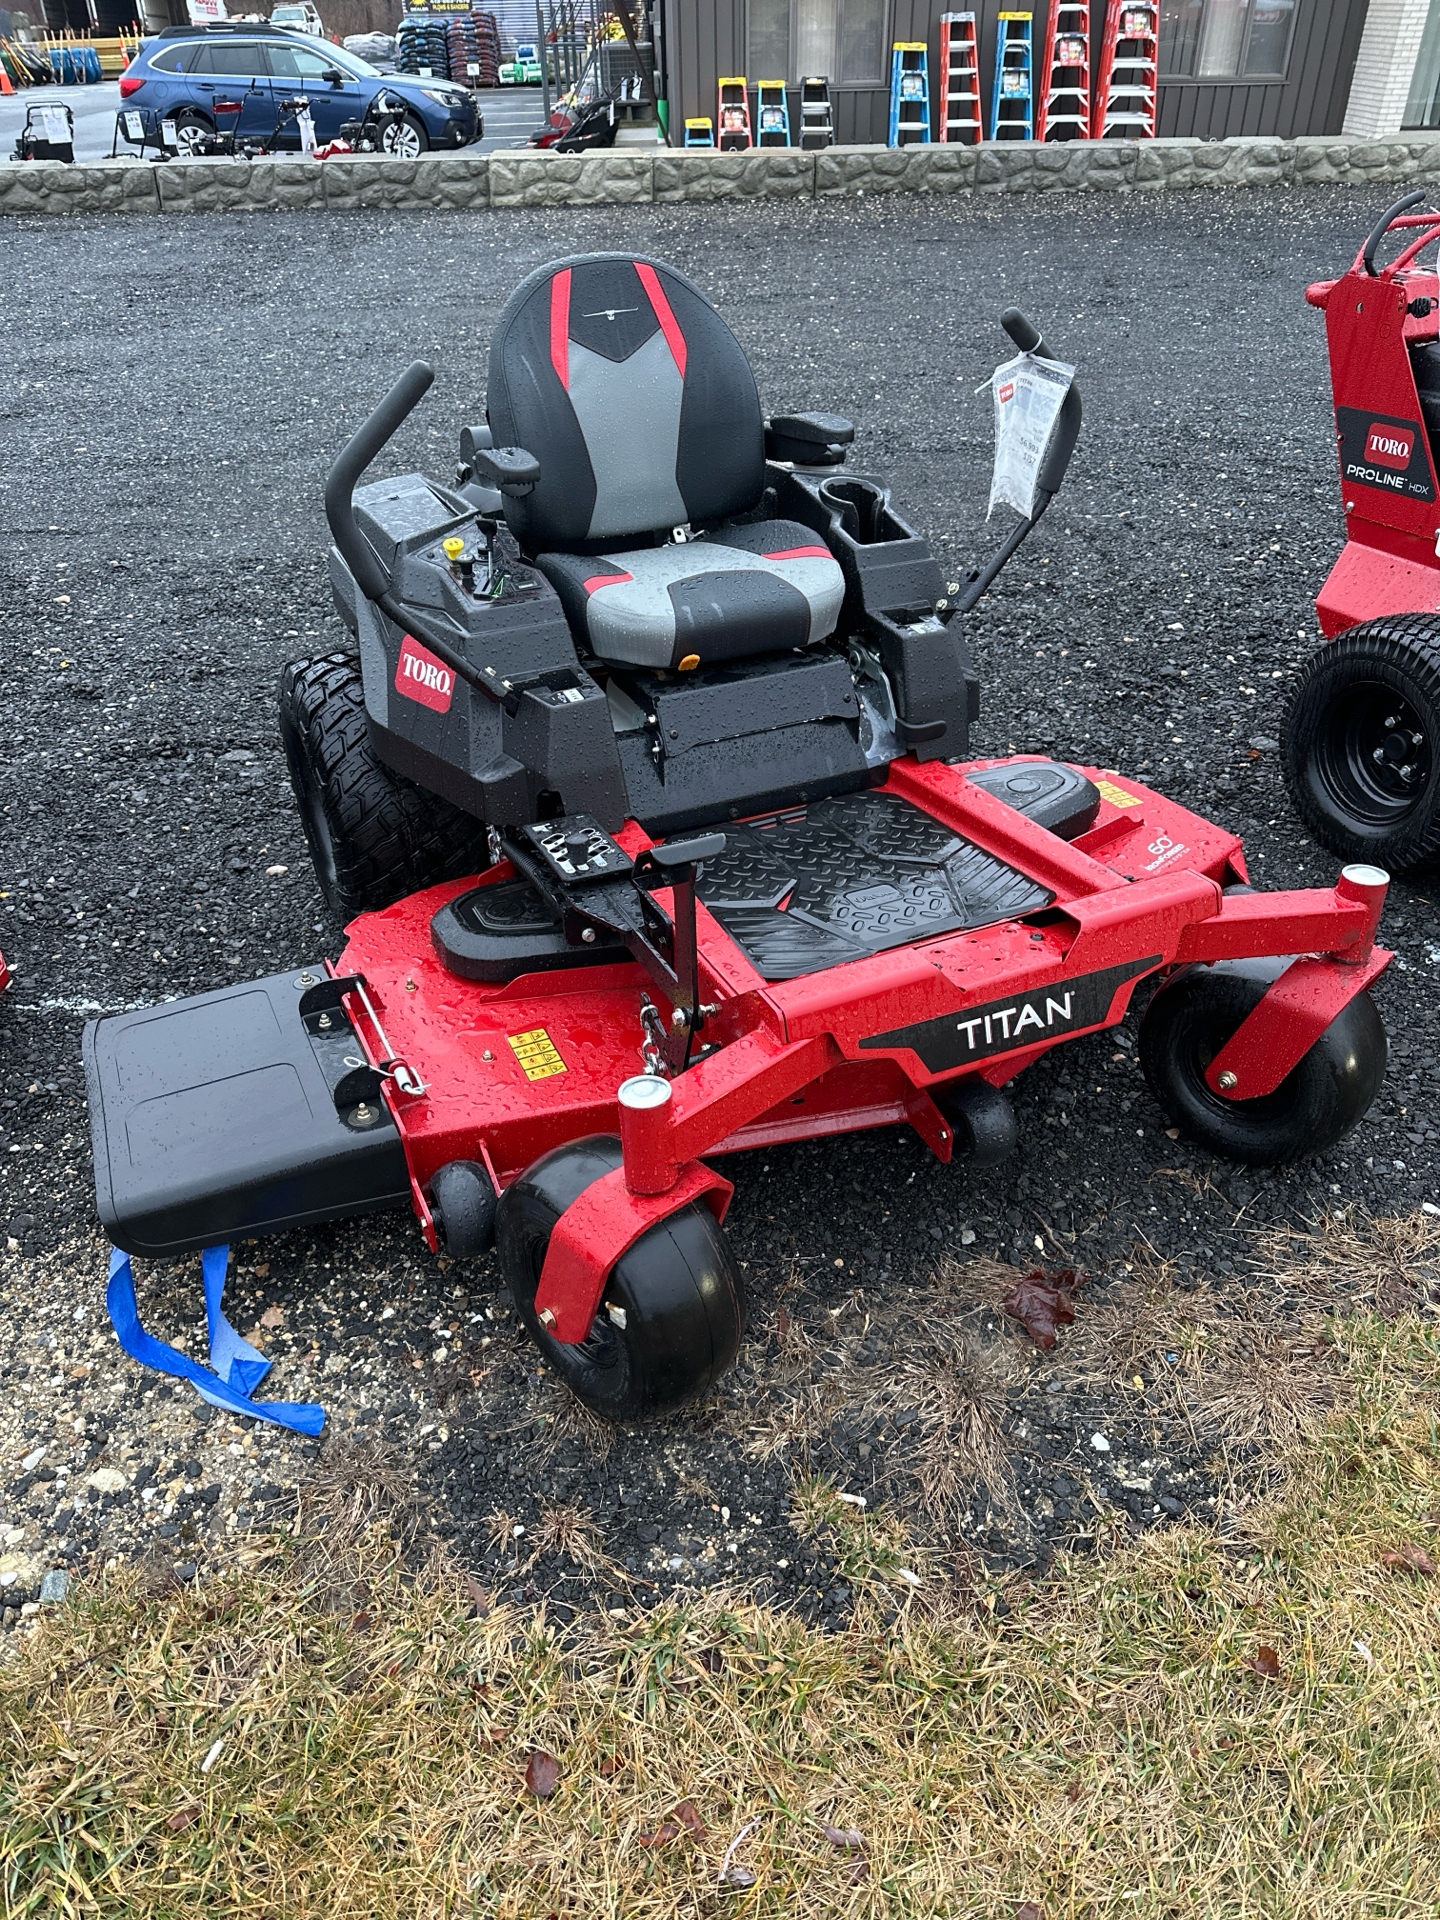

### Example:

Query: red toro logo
xmin=395 ymin=634 xmax=455 ymax=713
xmin=1365 ymin=422 xmax=1414 ymax=470
xmin=997 ymin=380 xmax=1015 ymax=404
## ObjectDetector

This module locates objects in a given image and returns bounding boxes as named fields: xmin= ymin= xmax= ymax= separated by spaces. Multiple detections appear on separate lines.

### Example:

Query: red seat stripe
xmin=550 ymin=268 xmax=571 ymax=390
xmin=583 ymin=570 xmax=634 ymax=593
xmin=635 ymin=262 xmax=687 ymax=379
xmin=763 ymin=545 xmax=831 ymax=561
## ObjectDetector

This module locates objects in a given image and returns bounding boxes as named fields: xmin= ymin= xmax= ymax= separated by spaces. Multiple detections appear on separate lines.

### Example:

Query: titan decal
xmin=858 ymin=956 xmax=1163 ymax=1073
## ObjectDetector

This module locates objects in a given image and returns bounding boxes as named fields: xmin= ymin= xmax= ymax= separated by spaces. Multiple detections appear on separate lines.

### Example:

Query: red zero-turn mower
xmin=1286 ymin=191 xmax=1440 ymax=869
xmin=84 ymin=255 xmax=1394 ymax=1418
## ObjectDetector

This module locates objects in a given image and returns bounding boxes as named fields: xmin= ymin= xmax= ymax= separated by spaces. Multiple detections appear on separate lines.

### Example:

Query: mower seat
xmin=485 ymin=252 xmax=847 ymax=669
xmin=536 ymin=521 xmax=844 ymax=670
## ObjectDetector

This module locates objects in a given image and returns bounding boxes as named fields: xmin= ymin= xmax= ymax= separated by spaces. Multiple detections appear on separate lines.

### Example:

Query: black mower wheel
xmin=1282 ymin=617 xmax=1440 ymax=872
xmin=430 ymin=1160 xmax=498 ymax=1258
xmin=1140 ymin=959 xmax=1386 ymax=1167
xmin=495 ymin=1136 xmax=746 ymax=1421
xmin=278 ymin=652 xmax=490 ymax=920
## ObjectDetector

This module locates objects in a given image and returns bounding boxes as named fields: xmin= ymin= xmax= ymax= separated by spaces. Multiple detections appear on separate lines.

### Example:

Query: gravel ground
xmin=2 ymin=188 xmax=1439 ymax=1632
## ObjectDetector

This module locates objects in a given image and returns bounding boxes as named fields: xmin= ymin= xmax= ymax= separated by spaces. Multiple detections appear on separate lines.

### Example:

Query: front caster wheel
xmin=495 ymin=1137 xmax=746 ymax=1420
xmin=1140 ymin=959 xmax=1386 ymax=1166
xmin=1282 ymin=617 xmax=1440 ymax=872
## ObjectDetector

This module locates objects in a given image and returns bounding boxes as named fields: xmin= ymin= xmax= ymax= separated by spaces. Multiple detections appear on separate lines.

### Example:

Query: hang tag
xmin=297 ymin=107 xmax=316 ymax=154
xmin=36 ymin=105 xmax=71 ymax=143
xmin=987 ymin=351 xmax=1076 ymax=521
xmin=124 ymin=109 xmax=145 ymax=140
xmin=161 ymin=116 xmax=179 ymax=148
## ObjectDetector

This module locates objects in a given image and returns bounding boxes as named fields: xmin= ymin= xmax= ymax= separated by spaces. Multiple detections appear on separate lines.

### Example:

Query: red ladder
xmin=717 ymin=75 xmax=753 ymax=151
xmin=1036 ymin=0 xmax=1090 ymax=141
xmin=938 ymin=12 xmax=981 ymax=145
xmin=1095 ymin=0 xmax=1157 ymax=138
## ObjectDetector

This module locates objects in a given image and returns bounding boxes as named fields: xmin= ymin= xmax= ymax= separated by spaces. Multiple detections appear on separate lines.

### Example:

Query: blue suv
xmin=118 ymin=22 xmax=481 ymax=157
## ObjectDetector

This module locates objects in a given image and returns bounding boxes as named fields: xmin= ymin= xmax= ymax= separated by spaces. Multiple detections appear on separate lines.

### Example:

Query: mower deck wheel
xmin=1282 ymin=618 xmax=1440 ymax=872
xmin=431 ymin=1160 xmax=497 ymax=1258
xmin=278 ymin=652 xmax=491 ymax=919
xmin=495 ymin=1137 xmax=746 ymax=1421
xmin=1139 ymin=958 xmax=1386 ymax=1167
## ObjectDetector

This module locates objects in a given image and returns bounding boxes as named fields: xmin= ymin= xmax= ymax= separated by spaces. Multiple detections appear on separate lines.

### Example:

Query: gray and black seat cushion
xmin=485 ymin=252 xmax=847 ymax=667
xmin=536 ymin=521 xmax=845 ymax=670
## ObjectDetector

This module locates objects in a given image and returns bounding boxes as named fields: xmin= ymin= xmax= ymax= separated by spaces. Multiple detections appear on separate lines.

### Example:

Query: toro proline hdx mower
xmin=85 ymin=254 xmax=1392 ymax=1421
xmin=1286 ymin=191 xmax=1440 ymax=869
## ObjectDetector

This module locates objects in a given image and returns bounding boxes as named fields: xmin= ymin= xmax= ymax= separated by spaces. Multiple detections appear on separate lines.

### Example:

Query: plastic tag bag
xmin=987 ymin=351 xmax=1076 ymax=520
xmin=36 ymin=105 xmax=71 ymax=144
xmin=297 ymin=107 xmax=317 ymax=154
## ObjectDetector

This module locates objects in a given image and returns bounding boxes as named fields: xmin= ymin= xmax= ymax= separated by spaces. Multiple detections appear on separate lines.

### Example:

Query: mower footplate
xmin=432 ymin=875 xmax=630 ymax=982
xmin=83 ymin=967 xmax=412 ymax=1259
xmin=695 ymin=789 xmax=1052 ymax=982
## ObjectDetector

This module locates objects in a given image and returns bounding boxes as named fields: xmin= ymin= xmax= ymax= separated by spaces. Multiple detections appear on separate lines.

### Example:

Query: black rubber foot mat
xmin=695 ymin=792 xmax=1051 ymax=981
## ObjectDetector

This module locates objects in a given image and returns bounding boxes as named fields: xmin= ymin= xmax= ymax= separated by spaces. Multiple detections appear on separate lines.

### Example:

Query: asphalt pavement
xmin=0 ymin=81 xmax=540 ymax=163
xmin=2 ymin=188 xmax=1438 ymax=1617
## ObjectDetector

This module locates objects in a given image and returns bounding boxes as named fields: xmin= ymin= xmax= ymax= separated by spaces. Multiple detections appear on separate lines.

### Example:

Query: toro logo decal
xmin=1365 ymin=422 xmax=1414 ymax=469
xmin=1336 ymin=406 xmax=1435 ymax=502
xmin=858 ymin=956 xmax=1162 ymax=1074
xmin=395 ymin=634 xmax=455 ymax=714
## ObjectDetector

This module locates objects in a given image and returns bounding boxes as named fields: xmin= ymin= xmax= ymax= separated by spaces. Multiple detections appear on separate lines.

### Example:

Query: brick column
xmin=1343 ymin=0 xmax=1436 ymax=136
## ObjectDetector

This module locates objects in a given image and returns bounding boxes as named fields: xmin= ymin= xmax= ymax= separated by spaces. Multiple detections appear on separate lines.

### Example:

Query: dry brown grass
xmin=527 ymin=1503 xmax=609 ymax=1575
xmin=1252 ymin=1205 xmax=1440 ymax=1319
xmin=858 ymin=1329 xmax=1018 ymax=1530
xmin=4 ymin=1294 xmax=1439 ymax=1917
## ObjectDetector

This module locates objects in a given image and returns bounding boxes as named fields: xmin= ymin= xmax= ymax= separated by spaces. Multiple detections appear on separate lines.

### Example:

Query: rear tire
xmin=1140 ymin=959 xmax=1386 ymax=1166
xmin=279 ymin=651 xmax=490 ymax=920
xmin=495 ymin=1136 xmax=746 ymax=1420
xmin=1282 ymin=618 xmax=1440 ymax=872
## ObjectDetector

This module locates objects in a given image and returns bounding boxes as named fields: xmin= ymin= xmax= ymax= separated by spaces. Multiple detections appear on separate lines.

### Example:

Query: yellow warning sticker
xmin=1095 ymin=776 xmax=1142 ymax=809
xmin=507 ymin=1027 xmax=567 ymax=1081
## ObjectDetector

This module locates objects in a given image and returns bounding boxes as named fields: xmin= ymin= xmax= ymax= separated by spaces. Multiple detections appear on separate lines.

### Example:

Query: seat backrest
xmin=486 ymin=252 xmax=766 ymax=551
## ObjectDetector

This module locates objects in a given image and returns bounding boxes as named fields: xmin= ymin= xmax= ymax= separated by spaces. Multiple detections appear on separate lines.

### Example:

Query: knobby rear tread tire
xmin=1282 ymin=617 xmax=1440 ymax=872
xmin=279 ymin=651 xmax=490 ymax=920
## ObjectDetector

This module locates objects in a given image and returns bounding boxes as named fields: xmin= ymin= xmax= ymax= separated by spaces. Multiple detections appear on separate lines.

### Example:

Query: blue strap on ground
xmin=106 ymin=1243 xmax=325 ymax=1435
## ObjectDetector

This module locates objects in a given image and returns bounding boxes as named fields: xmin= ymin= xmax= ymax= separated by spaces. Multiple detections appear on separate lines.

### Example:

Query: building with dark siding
xmin=656 ymin=0 xmax=1379 ymax=145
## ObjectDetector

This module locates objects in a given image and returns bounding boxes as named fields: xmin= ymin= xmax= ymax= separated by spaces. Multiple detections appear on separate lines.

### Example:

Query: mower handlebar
xmin=1361 ymin=190 xmax=1429 ymax=276
xmin=1000 ymin=306 xmax=1047 ymax=358
xmin=324 ymin=359 xmax=436 ymax=601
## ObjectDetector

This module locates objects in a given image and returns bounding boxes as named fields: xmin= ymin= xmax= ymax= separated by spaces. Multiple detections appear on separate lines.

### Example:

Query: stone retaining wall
xmin=6 ymin=133 xmax=1440 ymax=218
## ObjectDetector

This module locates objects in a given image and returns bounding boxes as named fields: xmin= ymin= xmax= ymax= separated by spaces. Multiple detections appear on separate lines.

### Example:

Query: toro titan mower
xmin=1286 ymin=190 xmax=1440 ymax=871
xmin=84 ymin=253 xmax=1392 ymax=1420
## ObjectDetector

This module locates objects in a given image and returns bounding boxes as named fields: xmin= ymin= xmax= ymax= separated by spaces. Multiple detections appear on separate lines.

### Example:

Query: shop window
xmin=1159 ymin=0 xmax=1295 ymax=78
xmin=748 ymin=0 xmax=886 ymax=85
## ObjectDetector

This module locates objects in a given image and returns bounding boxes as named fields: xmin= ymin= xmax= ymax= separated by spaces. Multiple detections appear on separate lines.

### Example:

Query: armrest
xmin=471 ymin=444 xmax=540 ymax=498
xmin=765 ymin=411 xmax=854 ymax=467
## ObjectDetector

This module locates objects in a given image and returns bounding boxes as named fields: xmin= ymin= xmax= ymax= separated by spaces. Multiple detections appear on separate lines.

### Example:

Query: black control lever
xmin=323 ymin=361 xmax=493 ymax=698
xmin=632 ymin=834 xmax=727 ymax=1068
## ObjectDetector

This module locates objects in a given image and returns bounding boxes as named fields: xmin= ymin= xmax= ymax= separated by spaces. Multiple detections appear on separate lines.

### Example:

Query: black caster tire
xmin=1282 ymin=618 xmax=1440 ymax=872
xmin=1140 ymin=958 xmax=1386 ymax=1167
xmin=933 ymin=1077 xmax=1017 ymax=1166
xmin=495 ymin=1136 xmax=746 ymax=1420
xmin=430 ymin=1160 xmax=497 ymax=1257
xmin=278 ymin=652 xmax=490 ymax=920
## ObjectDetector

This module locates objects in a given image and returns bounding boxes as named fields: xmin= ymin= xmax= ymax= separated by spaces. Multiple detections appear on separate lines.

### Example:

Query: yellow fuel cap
xmin=678 ymin=653 xmax=700 ymax=671
xmin=443 ymin=536 xmax=466 ymax=561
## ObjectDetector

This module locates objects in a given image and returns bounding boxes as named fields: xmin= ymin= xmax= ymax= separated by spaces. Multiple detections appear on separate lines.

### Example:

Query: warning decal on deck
xmin=1095 ymin=775 xmax=1142 ymax=809
xmin=508 ymin=1027 xmax=567 ymax=1081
